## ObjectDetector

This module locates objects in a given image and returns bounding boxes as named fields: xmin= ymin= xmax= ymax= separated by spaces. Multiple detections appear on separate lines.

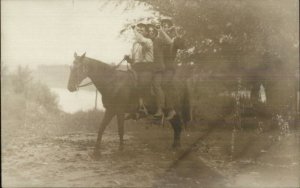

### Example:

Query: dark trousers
xmin=152 ymin=72 xmax=165 ymax=110
xmin=131 ymin=63 xmax=165 ymax=111
xmin=132 ymin=62 xmax=152 ymax=99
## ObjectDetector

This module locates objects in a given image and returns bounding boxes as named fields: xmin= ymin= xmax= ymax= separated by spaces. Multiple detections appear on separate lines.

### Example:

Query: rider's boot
xmin=138 ymin=98 xmax=148 ymax=116
xmin=166 ymin=109 xmax=176 ymax=120
xmin=125 ymin=113 xmax=138 ymax=120
xmin=153 ymin=108 xmax=163 ymax=118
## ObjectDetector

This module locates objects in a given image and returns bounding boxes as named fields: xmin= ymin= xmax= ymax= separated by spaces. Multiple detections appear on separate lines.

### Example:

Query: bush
xmin=27 ymin=81 xmax=59 ymax=113
xmin=2 ymin=66 xmax=60 ymax=129
xmin=10 ymin=66 xmax=32 ymax=94
xmin=186 ymin=69 xmax=236 ymax=123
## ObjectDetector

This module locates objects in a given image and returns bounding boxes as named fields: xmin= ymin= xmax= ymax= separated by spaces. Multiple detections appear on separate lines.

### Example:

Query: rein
xmin=114 ymin=58 xmax=126 ymax=70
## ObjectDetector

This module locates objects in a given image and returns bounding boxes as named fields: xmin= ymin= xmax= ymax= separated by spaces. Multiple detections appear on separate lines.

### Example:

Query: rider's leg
xmin=137 ymin=71 xmax=150 ymax=115
xmin=125 ymin=70 xmax=149 ymax=119
xmin=138 ymin=98 xmax=147 ymax=114
xmin=125 ymin=73 xmax=140 ymax=120
xmin=152 ymin=71 xmax=164 ymax=117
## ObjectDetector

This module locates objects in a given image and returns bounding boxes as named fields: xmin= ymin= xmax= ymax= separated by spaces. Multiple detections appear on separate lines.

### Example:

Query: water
xmin=51 ymin=88 xmax=104 ymax=113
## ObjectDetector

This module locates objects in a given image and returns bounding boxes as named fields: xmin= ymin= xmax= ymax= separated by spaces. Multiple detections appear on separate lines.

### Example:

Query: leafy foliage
xmin=139 ymin=0 xmax=298 ymax=119
xmin=103 ymin=0 xmax=298 ymax=122
xmin=2 ymin=66 xmax=60 ymax=127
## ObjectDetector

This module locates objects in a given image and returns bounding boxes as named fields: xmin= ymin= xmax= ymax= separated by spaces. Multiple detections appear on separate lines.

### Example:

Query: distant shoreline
xmin=32 ymin=64 xmax=95 ymax=91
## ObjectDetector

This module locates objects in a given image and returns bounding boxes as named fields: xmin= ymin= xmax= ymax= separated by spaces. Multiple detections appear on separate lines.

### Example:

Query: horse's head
xmin=67 ymin=52 xmax=89 ymax=92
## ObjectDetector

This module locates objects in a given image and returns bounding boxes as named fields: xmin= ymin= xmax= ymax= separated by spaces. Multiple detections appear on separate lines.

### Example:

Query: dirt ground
xmin=2 ymin=119 xmax=299 ymax=187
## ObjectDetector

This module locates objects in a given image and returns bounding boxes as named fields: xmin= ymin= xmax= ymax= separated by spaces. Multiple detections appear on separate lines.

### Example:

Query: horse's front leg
xmin=117 ymin=113 xmax=125 ymax=150
xmin=94 ymin=109 xmax=115 ymax=155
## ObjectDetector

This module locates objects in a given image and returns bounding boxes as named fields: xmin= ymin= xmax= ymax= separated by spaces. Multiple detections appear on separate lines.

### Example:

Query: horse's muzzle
xmin=68 ymin=85 xmax=77 ymax=92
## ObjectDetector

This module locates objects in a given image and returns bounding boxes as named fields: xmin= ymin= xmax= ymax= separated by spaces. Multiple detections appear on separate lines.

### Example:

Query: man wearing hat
xmin=160 ymin=18 xmax=185 ymax=120
xmin=147 ymin=23 xmax=173 ymax=117
xmin=125 ymin=23 xmax=153 ymax=66
xmin=124 ymin=23 xmax=154 ymax=118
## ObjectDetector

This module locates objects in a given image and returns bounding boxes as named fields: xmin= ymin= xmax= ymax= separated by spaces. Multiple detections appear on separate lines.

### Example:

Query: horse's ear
xmin=74 ymin=52 xmax=78 ymax=58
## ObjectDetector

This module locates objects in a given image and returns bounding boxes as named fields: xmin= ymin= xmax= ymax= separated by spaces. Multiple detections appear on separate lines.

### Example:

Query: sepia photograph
xmin=1 ymin=0 xmax=299 ymax=187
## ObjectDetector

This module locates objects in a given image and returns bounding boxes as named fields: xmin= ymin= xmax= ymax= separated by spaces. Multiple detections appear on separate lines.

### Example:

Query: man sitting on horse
xmin=146 ymin=23 xmax=174 ymax=117
xmin=124 ymin=23 xmax=154 ymax=118
xmin=160 ymin=18 xmax=185 ymax=120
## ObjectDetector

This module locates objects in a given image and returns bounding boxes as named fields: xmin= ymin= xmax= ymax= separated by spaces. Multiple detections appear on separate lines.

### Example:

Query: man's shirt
xmin=162 ymin=37 xmax=185 ymax=70
xmin=131 ymin=29 xmax=153 ymax=63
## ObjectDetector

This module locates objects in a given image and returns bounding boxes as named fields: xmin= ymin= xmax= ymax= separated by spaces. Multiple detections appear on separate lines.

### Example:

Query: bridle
xmin=113 ymin=57 xmax=127 ymax=70
xmin=71 ymin=57 xmax=128 ymax=90
xmin=71 ymin=62 xmax=92 ymax=90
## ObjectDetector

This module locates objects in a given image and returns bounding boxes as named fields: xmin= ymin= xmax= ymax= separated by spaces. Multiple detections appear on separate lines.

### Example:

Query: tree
xmin=11 ymin=66 xmax=33 ymax=94
xmin=142 ymin=0 xmax=298 ymax=117
xmin=106 ymin=0 xmax=299 ymax=121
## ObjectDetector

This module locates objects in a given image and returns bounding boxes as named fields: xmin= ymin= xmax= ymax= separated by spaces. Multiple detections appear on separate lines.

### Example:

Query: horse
xmin=67 ymin=52 xmax=191 ymax=156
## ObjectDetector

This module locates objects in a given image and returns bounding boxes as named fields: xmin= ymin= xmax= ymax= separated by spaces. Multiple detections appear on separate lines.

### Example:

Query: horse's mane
xmin=84 ymin=57 xmax=110 ymax=66
xmin=84 ymin=57 xmax=114 ymax=72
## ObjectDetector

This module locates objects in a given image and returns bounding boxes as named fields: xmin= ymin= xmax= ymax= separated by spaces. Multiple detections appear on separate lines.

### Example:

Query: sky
xmin=1 ymin=0 xmax=154 ymax=70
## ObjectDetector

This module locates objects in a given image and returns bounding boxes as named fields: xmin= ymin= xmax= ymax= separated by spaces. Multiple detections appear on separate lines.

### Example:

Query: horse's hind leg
xmin=94 ymin=110 xmax=115 ymax=154
xmin=117 ymin=113 xmax=125 ymax=150
xmin=170 ymin=115 xmax=182 ymax=148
